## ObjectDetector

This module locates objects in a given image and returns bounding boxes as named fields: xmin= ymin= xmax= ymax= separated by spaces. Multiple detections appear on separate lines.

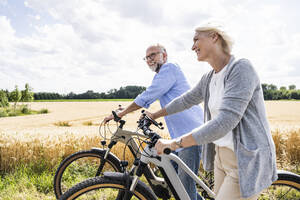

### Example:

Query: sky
xmin=0 ymin=0 xmax=300 ymax=94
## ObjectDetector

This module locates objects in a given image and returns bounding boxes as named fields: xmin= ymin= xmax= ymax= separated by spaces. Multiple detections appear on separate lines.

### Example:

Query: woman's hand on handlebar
xmin=155 ymin=138 xmax=177 ymax=155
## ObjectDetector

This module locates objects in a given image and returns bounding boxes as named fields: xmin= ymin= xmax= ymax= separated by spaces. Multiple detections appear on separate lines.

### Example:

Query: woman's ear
xmin=210 ymin=32 xmax=219 ymax=43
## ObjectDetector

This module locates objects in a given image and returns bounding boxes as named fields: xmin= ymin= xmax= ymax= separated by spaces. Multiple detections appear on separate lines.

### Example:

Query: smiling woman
xmin=147 ymin=22 xmax=278 ymax=200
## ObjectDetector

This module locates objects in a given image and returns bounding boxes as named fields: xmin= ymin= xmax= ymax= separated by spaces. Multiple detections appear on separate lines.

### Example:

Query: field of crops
xmin=1 ymin=100 xmax=300 ymax=171
xmin=0 ymin=100 xmax=299 ymax=199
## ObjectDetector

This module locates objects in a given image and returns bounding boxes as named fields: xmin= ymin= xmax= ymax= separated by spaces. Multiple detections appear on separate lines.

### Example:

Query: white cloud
xmin=0 ymin=0 xmax=300 ymax=93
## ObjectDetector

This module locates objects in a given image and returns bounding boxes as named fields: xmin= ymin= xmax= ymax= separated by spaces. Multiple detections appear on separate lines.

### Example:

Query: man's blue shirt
xmin=134 ymin=63 xmax=204 ymax=139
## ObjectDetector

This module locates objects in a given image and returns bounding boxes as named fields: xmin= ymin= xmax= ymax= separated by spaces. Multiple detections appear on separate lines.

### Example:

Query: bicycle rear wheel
xmin=59 ymin=172 xmax=157 ymax=200
xmin=259 ymin=170 xmax=300 ymax=200
xmin=54 ymin=149 xmax=122 ymax=199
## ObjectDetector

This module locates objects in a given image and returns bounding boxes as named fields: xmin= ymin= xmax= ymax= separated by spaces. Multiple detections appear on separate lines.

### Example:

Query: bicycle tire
xmin=59 ymin=172 xmax=157 ymax=200
xmin=259 ymin=170 xmax=300 ymax=200
xmin=54 ymin=149 xmax=122 ymax=199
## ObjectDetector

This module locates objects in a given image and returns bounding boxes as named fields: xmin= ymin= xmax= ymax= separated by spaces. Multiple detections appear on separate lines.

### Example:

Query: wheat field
xmin=0 ymin=100 xmax=300 ymax=172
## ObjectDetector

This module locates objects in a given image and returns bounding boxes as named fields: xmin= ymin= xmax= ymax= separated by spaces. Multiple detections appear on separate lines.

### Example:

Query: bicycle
xmin=58 ymin=113 xmax=300 ymax=199
xmin=54 ymin=110 xmax=184 ymax=200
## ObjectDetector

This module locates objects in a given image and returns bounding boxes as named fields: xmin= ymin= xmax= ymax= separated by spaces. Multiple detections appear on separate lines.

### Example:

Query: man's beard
xmin=149 ymin=62 xmax=163 ymax=73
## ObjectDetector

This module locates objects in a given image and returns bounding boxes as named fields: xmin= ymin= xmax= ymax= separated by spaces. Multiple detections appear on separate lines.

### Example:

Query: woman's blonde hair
xmin=195 ymin=22 xmax=234 ymax=55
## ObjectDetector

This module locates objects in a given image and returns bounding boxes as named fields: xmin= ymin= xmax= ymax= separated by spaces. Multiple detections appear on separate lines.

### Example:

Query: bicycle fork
xmin=95 ymin=141 xmax=117 ymax=176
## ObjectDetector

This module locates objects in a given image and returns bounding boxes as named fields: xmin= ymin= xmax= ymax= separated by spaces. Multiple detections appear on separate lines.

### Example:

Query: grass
xmin=0 ymin=105 xmax=49 ymax=118
xmin=82 ymin=121 xmax=93 ymax=126
xmin=34 ymin=99 xmax=134 ymax=102
xmin=54 ymin=121 xmax=72 ymax=127
xmin=0 ymin=161 xmax=58 ymax=200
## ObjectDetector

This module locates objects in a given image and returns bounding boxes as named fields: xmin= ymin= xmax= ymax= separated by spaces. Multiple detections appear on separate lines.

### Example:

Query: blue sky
xmin=1 ymin=0 xmax=300 ymax=93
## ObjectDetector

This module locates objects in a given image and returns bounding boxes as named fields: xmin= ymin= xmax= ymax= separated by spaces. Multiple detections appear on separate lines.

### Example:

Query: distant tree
xmin=278 ymin=89 xmax=291 ymax=99
xmin=267 ymin=84 xmax=277 ymax=91
xmin=279 ymin=86 xmax=286 ymax=90
xmin=288 ymin=85 xmax=296 ymax=90
xmin=66 ymin=92 xmax=76 ymax=99
xmin=0 ymin=90 xmax=9 ymax=107
xmin=10 ymin=85 xmax=22 ymax=110
xmin=290 ymin=90 xmax=300 ymax=99
xmin=21 ymin=83 xmax=34 ymax=102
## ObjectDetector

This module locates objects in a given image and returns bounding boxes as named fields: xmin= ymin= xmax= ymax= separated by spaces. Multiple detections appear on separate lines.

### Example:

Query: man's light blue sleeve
xmin=134 ymin=65 xmax=176 ymax=108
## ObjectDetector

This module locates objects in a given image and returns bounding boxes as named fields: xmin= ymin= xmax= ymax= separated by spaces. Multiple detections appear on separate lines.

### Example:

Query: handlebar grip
xmin=112 ymin=111 xmax=121 ymax=122
xmin=163 ymin=148 xmax=171 ymax=155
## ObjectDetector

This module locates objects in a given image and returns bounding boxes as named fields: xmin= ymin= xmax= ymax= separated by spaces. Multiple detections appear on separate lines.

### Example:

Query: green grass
xmin=34 ymin=99 xmax=133 ymax=102
xmin=0 ymin=159 xmax=116 ymax=199
xmin=0 ymin=162 xmax=56 ymax=200
xmin=0 ymin=105 xmax=49 ymax=118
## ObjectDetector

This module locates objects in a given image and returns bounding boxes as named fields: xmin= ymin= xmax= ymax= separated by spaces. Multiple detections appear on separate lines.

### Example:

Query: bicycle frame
xmin=98 ymin=126 xmax=172 ymax=197
xmin=138 ymin=145 xmax=216 ymax=200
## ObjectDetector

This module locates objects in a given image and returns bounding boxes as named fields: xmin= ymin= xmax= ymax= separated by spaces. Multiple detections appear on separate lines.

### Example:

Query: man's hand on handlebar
xmin=139 ymin=110 xmax=155 ymax=120
xmin=102 ymin=114 xmax=115 ymax=124
xmin=102 ymin=107 xmax=123 ymax=124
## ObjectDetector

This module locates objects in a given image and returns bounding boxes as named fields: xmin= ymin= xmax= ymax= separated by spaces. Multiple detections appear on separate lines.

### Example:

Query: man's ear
xmin=162 ymin=52 xmax=167 ymax=62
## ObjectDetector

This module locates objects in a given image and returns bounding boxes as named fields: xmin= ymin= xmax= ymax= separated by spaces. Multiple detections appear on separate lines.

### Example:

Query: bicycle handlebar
xmin=112 ymin=111 xmax=121 ymax=122
xmin=109 ymin=109 xmax=164 ymax=147
xmin=141 ymin=110 xmax=164 ymax=130
xmin=111 ymin=111 xmax=125 ymax=129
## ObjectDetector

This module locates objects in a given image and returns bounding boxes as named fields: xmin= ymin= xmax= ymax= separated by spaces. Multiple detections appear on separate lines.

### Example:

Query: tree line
xmin=33 ymin=85 xmax=146 ymax=100
xmin=1 ymin=83 xmax=300 ymax=105
xmin=262 ymin=84 xmax=299 ymax=100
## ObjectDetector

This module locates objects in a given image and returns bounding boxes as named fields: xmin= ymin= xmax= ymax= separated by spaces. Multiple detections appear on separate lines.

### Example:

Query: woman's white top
xmin=208 ymin=62 xmax=234 ymax=151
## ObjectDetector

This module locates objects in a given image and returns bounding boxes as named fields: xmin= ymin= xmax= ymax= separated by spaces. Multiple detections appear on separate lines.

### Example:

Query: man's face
xmin=145 ymin=47 xmax=164 ymax=68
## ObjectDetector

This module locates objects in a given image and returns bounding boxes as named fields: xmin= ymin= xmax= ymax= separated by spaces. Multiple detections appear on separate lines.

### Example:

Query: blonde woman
xmin=146 ymin=23 xmax=277 ymax=200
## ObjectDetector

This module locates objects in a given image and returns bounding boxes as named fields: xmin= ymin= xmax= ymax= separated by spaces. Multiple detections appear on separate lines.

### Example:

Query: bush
xmin=8 ymin=112 xmax=17 ymax=117
xmin=0 ymin=109 xmax=8 ymax=117
xmin=21 ymin=105 xmax=30 ymax=114
xmin=38 ymin=108 xmax=48 ymax=114
xmin=0 ymin=90 xmax=9 ymax=107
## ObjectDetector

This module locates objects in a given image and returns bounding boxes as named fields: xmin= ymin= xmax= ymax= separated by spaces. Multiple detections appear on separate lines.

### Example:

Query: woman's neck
xmin=208 ymin=52 xmax=231 ymax=73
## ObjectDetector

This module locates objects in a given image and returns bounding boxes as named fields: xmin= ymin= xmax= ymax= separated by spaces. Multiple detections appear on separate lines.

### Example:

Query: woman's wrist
xmin=171 ymin=138 xmax=183 ymax=150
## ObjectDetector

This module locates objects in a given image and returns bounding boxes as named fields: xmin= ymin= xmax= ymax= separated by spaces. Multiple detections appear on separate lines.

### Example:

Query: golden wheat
xmin=1 ymin=101 xmax=300 ymax=172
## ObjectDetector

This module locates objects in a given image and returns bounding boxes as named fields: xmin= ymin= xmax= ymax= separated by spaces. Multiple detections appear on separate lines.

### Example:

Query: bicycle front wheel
xmin=54 ymin=149 xmax=122 ymax=199
xmin=59 ymin=173 xmax=157 ymax=200
xmin=259 ymin=170 xmax=300 ymax=200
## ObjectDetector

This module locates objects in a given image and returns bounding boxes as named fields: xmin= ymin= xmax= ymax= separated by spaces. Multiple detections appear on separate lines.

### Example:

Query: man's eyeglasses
xmin=143 ymin=52 xmax=162 ymax=61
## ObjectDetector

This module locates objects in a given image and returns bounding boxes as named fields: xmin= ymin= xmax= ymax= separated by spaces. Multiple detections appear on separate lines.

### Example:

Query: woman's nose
xmin=191 ymin=43 xmax=196 ymax=51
